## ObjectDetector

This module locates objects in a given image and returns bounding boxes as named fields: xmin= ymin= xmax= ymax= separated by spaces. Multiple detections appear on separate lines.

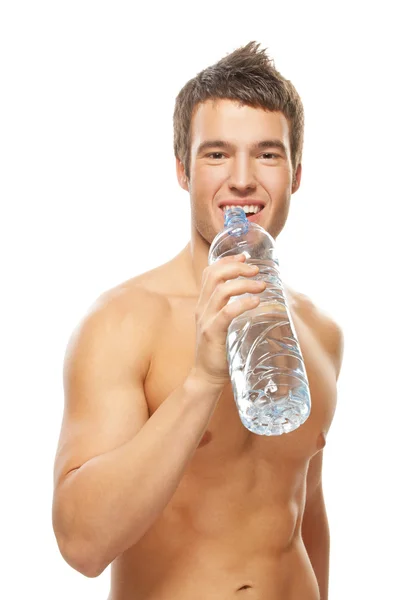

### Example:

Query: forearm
xmin=302 ymin=496 xmax=330 ymax=600
xmin=53 ymin=370 xmax=222 ymax=576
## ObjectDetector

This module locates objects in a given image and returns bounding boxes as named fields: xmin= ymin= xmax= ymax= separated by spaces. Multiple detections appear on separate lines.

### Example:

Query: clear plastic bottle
xmin=208 ymin=206 xmax=311 ymax=436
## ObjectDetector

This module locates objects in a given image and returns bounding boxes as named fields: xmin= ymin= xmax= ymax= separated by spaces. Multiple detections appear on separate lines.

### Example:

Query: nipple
xmin=198 ymin=430 xmax=212 ymax=448
xmin=316 ymin=431 xmax=326 ymax=451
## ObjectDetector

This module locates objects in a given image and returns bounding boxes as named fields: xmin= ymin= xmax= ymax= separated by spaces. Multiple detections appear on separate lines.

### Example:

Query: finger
xmin=211 ymin=294 xmax=261 ymax=339
xmin=198 ymin=255 xmax=257 ymax=312
xmin=207 ymin=277 xmax=266 ymax=317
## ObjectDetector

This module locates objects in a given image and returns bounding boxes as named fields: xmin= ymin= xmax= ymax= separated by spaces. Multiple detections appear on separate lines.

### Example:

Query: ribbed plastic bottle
xmin=208 ymin=206 xmax=311 ymax=436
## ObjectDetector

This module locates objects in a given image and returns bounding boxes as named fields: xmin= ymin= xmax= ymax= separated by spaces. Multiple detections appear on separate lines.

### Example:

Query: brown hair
xmin=173 ymin=41 xmax=304 ymax=185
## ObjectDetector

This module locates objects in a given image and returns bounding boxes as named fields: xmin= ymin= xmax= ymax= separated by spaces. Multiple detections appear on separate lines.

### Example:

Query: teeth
xmin=222 ymin=204 xmax=262 ymax=214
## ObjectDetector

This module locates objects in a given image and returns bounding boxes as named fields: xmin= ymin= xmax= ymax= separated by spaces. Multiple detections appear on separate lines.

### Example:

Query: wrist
xmin=186 ymin=368 xmax=226 ymax=397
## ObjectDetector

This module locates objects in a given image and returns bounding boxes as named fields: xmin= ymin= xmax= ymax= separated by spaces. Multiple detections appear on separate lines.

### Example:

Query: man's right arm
xmin=52 ymin=289 xmax=223 ymax=578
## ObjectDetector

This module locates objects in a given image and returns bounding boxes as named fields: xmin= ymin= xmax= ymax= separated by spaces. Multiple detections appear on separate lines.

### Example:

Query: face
xmin=176 ymin=99 xmax=302 ymax=244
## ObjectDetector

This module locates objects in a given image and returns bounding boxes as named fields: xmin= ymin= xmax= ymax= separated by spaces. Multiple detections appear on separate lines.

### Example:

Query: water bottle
xmin=208 ymin=206 xmax=311 ymax=436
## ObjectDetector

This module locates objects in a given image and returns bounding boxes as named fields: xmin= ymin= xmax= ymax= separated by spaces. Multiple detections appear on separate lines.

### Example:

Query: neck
xmin=181 ymin=221 xmax=212 ymax=294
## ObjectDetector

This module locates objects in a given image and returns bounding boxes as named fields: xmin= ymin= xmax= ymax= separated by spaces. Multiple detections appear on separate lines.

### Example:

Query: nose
xmin=228 ymin=154 xmax=256 ymax=194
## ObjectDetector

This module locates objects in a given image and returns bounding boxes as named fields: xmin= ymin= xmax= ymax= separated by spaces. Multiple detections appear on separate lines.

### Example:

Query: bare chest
xmin=144 ymin=296 xmax=337 ymax=466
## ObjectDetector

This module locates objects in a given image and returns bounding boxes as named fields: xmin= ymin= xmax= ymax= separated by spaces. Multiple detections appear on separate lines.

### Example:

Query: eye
xmin=260 ymin=153 xmax=279 ymax=159
xmin=206 ymin=152 xmax=225 ymax=159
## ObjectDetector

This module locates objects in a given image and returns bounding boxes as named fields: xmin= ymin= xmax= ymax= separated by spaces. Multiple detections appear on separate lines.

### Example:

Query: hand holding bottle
xmin=192 ymin=253 xmax=266 ymax=388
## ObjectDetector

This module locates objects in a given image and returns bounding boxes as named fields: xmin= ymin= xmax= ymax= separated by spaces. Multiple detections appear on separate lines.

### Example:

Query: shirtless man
xmin=52 ymin=41 xmax=344 ymax=599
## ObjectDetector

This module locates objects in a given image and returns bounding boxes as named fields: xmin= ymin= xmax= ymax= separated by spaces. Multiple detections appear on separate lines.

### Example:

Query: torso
xmin=107 ymin=252 xmax=337 ymax=600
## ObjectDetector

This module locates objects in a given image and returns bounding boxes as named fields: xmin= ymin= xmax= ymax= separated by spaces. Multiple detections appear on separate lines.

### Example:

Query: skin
xmin=55 ymin=99 xmax=343 ymax=599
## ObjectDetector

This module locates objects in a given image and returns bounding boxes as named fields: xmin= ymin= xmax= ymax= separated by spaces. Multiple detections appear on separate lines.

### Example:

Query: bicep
xmin=53 ymin=293 xmax=153 ymax=490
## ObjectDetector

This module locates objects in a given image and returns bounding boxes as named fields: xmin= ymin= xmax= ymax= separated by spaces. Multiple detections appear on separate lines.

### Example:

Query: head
xmin=173 ymin=41 xmax=304 ymax=245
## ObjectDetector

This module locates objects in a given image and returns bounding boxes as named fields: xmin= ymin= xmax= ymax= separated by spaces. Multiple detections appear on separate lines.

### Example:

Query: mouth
xmin=218 ymin=204 xmax=266 ymax=223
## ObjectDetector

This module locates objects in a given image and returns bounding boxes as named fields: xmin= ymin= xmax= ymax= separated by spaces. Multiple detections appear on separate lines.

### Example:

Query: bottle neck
xmin=224 ymin=207 xmax=249 ymax=235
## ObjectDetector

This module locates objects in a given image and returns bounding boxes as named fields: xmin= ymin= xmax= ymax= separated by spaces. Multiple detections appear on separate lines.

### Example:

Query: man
xmin=52 ymin=41 xmax=344 ymax=599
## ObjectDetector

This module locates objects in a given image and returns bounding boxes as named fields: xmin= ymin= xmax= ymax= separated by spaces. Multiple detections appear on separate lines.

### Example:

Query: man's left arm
xmin=301 ymin=451 xmax=330 ymax=600
xmin=302 ymin=314 xmax=344 ymax=599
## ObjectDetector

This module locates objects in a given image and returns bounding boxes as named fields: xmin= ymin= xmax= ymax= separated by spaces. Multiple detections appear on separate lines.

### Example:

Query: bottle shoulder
xmin=210 ymin=227 xmax=275 ymax=262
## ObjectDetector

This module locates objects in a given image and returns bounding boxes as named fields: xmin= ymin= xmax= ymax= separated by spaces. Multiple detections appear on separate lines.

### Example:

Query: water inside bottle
xmin=226 ymin=261 xmax=311 ymax=436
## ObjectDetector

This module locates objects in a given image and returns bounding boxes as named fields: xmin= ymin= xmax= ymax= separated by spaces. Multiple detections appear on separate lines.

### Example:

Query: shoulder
xmin=82 ymin=275 xmax=169 ymax=326
xmin=66 ymin=279 xmax=169 ymax=377
xmin=98 ymin=276 xmax=169 ymax=316
xmin=294 ymin=290 xmax=345 ymax=381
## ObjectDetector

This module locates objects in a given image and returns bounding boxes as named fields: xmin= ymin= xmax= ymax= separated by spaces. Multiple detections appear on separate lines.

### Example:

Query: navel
xmin=236 ymin=584 xmax=253 ymax=592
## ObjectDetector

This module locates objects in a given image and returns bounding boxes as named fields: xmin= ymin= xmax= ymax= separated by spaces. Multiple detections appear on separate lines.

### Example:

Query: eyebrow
xmin=196 ymin=139 xmax=288 ymax=157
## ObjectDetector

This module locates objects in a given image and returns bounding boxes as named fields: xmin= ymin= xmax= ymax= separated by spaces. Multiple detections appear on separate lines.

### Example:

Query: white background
xmin=1 ymin=1 xmax=397 ymax=598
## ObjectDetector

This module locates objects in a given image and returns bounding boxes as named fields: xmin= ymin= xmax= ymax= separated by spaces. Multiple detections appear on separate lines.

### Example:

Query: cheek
xmin=259 ymin=167 xmax=291 ymax=192
xmin=192 ymin=167 xmax=225 ymax=196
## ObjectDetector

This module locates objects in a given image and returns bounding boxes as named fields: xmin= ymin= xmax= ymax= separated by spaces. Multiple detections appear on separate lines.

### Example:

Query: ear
xmin=292 ymin=163 xmax=302 ymax=194
xmin=176 ymin=158 xmax=189 ymax=191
